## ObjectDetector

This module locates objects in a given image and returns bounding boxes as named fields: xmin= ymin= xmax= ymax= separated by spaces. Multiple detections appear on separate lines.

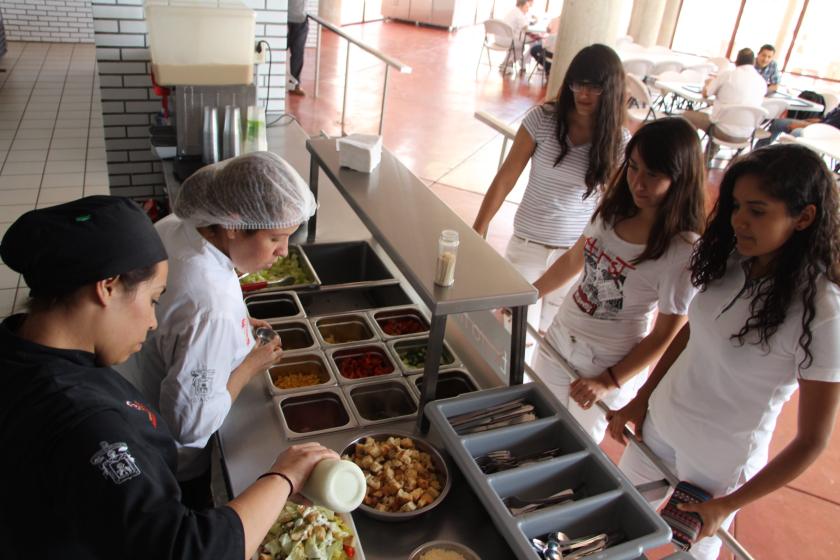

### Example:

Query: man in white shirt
xmin=498 ymin=0 xmax=533 ymax=73
xmin=682 ymin=48 xmax=767 ymax=141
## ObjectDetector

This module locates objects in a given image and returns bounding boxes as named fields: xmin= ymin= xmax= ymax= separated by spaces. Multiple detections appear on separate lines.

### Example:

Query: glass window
xmin=671 ymin=0 xmax=741 ymax=57
xmin=732 ymin=0 xmax=804 ymax=66
xmin=785 ymin=0 xmax=840 ymax=80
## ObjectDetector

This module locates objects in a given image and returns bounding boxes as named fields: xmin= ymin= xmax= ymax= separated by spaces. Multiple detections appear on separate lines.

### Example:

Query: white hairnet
xmin=173 ymin=151 xmax=317 ymax=230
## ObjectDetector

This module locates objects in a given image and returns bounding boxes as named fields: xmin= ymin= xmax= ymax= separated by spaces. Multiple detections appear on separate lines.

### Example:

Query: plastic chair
xmin=650 ymin=60 xmax=684 ymax=76
xmin=623 ymin=58 xmax=654 ymax=79
xmin=800 ymin=123 xmax=840 ymax=139
xmin=478 ymin=19 xmax=516 ymax=76
xmin=647 ymin=45 xmax=671 ymax=54
xmin=626 ymin=73 xmax=660 ymax=123
xmin=615 ymin=35 xmax=634 ymax=49
xmin=706 ymin=104 xmax=768 ymax=165
xmin=683 ymin=63 xmax=717 ymax=80
xmin=527 ymin=47 xmax=552 ymax=85
xmin=818 ymin=91 xmax=840 ymax=114
xmin=707 ymin=56 xmax=733 ymax=73
xmin=754 ymin=98 xmax=788 ymax=142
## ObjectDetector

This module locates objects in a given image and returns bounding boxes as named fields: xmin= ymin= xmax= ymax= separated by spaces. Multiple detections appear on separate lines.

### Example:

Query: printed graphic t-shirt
xmin=546 ymin=217 xmax=698 ymax=359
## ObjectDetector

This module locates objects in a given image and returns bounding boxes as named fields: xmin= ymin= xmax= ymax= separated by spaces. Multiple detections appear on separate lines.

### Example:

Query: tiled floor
xmin=287 ymin=21 xmax=839 ymax=560
xmin=0 ymin=41 xmax=107 ymax=317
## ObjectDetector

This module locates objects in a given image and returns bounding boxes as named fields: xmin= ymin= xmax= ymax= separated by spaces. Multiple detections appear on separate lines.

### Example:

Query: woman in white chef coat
xmin=119 ymin=151 xmax=316 ymax=506
xmin=606 ymin=144 xmax=840 ymax=559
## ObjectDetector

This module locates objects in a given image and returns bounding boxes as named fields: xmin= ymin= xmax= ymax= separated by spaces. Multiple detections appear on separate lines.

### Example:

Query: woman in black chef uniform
xmin=0 ymin=196 xmax=337 ymax=559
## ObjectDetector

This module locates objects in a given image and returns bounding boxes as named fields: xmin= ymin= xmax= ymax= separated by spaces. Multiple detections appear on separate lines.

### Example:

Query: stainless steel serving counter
xmin=217 ymin=121 xmax=519 ymax=558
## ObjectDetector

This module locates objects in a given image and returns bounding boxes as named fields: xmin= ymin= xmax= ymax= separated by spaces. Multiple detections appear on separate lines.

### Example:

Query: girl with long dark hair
xmin=607 ymin=144 xmax=840 ymax=559
xmin=531 ymin=118 xmax=706 ymax=443
xmin=473 ymin=43 xmax=627 ymax=331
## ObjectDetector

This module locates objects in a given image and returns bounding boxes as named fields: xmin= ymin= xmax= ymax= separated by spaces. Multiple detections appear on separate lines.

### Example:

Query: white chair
xmin=683 ymin=63 xmax=717 ymax=81
xmin=650 ymin=70 xmax=696 ymax=113
xmin=626 ymin=73 xmax=660 ymax=123
xmin=650 ymin=60 xmax=684 ymax=77
xmin=477 ymin=19 xmax=516 ymax=76
xmin=706 ymin=105 xmax=768 ymax=165
xmin=623 ymin=58 xmax=654 ymax=79
xmin=800 ymin=123 xmax=840 ymax=139
xmin=707 ymin=56 xmax=733 ymax=73
xmin=647 ymin=45 xmax=671 ymax=54
xmin=754 ymin=98 xmax=788 ymax=142
xmin=818 ymin=91 xmax=840 ymax=114
xmin=616 ymin=35 xmax=634 ymax=49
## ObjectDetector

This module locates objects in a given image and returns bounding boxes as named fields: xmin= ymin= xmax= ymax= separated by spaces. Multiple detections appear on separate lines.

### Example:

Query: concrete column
xmin=632 ymin=0 xmax=667 ymax=47
xmin=656 ymin=0 xmax=681 ymax=47
xmin=627 ymin=0 xmax=646 ymax=42
xmin=546 ymin=0 xmax=626 ymax=100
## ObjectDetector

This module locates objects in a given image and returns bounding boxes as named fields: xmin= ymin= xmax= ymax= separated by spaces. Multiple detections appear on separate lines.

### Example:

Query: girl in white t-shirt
xmin=532 ymin=118 xmax=706 ymax=443
xmin=473 ymin=44 xmax=628 ymax=331
xmin=607 ymin=144 xmax=840 ymax=559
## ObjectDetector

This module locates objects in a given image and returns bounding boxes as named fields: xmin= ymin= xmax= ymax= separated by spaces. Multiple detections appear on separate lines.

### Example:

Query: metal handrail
xmin=474 ymin=110 xmax=516 ymax=169
xmin=525 ymin=323 xmax=756 ymax=560
xmin=307 ymin=13 xmax=412 ymax=136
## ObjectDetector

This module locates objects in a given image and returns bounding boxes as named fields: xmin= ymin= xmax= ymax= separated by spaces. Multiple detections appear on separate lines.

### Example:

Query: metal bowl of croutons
xmin=340 ymin=431 xmax=452 ymax=522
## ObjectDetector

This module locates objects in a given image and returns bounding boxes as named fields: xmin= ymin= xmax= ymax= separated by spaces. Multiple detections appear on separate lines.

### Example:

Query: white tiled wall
xmin=91 ymin=0 xmax=317 ymax=198
xmin=0 ymin=0 xmax=94 ymax=43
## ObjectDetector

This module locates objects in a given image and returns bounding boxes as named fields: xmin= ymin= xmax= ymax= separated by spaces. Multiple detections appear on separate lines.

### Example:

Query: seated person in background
xmin=499 ymin=0 xmax=533 ymax=71
xmin=681 ymin=48 xmax=767 ymax=142
xmin=755 ymin=105 xmax=840 ymax=148
xmin=755 ymin=44 xmax=781 ymax=93
xmin=529 ymin=15 xmax=560 ymax=75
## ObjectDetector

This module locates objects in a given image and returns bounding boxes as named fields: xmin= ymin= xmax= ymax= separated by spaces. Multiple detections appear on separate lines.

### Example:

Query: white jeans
xmin=618 ymin=415 xmax=760 ymax=560
xmin=532 ymin=325 xmax=646 ymax=443
xmin=505 ymin=235 xmax=570 ymax=332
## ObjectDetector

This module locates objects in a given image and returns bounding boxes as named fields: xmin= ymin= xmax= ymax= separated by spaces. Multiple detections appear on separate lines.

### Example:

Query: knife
xmin=449 ymin=398 xmax=527 ymax=427
xmin=453 ymin=404 xmax=535 ymax=432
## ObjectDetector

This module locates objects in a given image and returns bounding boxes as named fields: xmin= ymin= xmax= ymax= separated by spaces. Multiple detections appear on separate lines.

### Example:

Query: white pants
xmin=618 ymin=415 xmax=761 ymax=560
xmin=531 ymin=325 xmax=646 ymax=443
xmin=505 ymin=235 xmax=571 ymax=332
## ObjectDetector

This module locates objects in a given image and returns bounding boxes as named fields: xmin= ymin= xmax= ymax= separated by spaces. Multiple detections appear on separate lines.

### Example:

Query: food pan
xmin=343 ymin=377 xmax=418 ymax=426
xmin=327 ymin=342 xmax=402 ymax=385
xmin=298 ymin=283 xmax=412 ymax=317
xmin=301 ymin=241 xmax=392 ymax=285
xmin=388 ymin=335 xmax=459 ymax=375
xmin=407 ymin=368 xmax=479 ymax=401
xmin=268 ymin=319 xmax=317 ymax=353
xmin=275 ymin=387 xmax=357 ymax=440
xmin=312 ymin=313 xmax=377 ymax=347
xmin=244 ymin=290 xmax=305 ymax=321
xmin=264 ymin=351 xmax=336 ymax=396
xmin=369 ymin=306 xmax=430 ymax=340
xmin=239 ymin=244 xmax=321 ymax=293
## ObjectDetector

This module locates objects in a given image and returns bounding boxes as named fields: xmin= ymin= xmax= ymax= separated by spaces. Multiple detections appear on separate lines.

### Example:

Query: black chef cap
xmin=0 ymin=196 xmax=168 ymax=298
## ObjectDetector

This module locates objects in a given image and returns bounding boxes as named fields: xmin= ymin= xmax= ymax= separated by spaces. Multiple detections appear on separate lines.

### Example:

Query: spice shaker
xmin=301 ymin=458 xmax=366 ymax=513
xmin=434 ymin=229 xmax=459 ymax=287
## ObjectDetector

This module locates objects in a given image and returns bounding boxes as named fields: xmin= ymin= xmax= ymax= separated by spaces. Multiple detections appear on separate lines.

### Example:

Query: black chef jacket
xmin=0 ymin=315 xmax=245 ymax=559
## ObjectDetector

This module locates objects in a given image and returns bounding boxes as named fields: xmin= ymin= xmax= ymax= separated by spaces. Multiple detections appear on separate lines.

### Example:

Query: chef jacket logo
xmin=90 ymin=441 xmax=141 ymax=485
xmin=191 ymin=367 xmax=215 ymax=401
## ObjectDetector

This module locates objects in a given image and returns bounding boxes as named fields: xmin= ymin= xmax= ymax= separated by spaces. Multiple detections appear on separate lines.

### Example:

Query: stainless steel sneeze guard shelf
xmin=305 ymin=137 xmax=538 ymax=316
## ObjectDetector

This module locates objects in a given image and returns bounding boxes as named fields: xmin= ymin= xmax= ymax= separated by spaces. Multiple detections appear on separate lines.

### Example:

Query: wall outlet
xmin=254 ymin=43 xmax=266 ymax=64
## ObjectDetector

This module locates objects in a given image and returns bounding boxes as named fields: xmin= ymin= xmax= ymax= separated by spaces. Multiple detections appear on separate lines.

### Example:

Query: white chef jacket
xmin=650 ymin=254 xmax=840 ymax=475
xmin=117 ymin=215 xmax=254 ymax=479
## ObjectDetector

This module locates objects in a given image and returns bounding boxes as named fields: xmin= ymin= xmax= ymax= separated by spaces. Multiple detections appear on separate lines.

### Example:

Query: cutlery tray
xmin=426 ymin=383 xmax=671 ymax=560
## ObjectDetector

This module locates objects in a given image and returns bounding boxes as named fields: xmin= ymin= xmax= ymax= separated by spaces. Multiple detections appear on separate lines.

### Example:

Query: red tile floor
xmin=285 ymin=20 xmax=839 ymax=559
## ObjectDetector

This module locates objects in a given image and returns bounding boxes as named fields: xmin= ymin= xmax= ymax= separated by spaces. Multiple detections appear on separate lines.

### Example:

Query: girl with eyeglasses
xmin=532 ymin=118 xmax=706 ymax=444
xmin=607 ymin=145 xmax=840 ymax=559
xmin=473 ymin=43 xmax=628 ymax=331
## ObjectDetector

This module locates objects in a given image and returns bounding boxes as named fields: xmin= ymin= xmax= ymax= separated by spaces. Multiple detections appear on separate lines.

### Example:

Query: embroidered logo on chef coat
xmin=190 ymin=367 xmax=215 ymax=401
xmin=90 ymin=441 xmax=141 ymax=485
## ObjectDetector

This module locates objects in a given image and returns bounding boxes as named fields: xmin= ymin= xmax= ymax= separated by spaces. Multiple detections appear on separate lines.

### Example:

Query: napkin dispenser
xmin=338 ymin=134 xmax=383 ymax=173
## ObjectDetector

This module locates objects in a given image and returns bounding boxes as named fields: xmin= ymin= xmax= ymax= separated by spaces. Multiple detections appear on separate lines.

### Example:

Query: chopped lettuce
xmin=239 ymin=252 xmax=313 ymax=285
xmin=258 ymin=503 xmax=356 ymax=560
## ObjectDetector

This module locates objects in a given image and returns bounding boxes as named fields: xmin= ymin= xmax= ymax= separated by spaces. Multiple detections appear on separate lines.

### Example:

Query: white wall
xmin=0 ymin=0 xmax=94 ymax=43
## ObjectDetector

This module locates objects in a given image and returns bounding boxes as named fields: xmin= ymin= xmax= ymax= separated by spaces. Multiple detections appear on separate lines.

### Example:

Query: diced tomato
xmin=343 ymin=544 xmax=355 ymax=558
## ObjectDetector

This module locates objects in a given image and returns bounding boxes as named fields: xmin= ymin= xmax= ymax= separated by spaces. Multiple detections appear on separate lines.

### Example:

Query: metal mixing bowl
xmin=408 ymin=540 xmax=481 ymax=560
xmin=340 ymin=430 xmax=452 ymax=522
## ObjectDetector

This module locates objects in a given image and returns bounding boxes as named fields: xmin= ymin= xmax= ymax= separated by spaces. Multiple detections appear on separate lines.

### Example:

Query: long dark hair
xmin=547 ymin=43 xmax=626 ymax=199
xmin=594 ymin=118 xmax=706 ymax=264
xmin=690 ymin=145 xmax=840 ymax=367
